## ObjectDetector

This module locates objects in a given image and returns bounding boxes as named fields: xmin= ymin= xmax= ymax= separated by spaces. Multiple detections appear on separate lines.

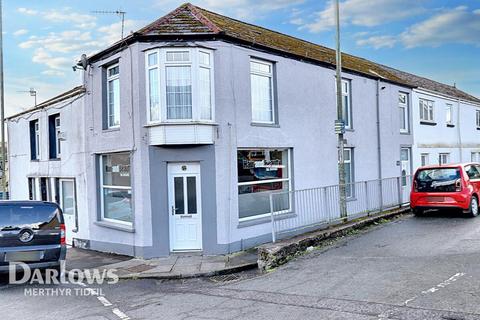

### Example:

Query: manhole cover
xmin=125 ymin=264 xmax=156 ymax=273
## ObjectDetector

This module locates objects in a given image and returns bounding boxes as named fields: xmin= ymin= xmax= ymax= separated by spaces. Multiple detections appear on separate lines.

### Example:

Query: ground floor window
xmin=100 ymin=153 xmax=133 ymax=224
xmin=344 ymin=148 xmax=355 ymax=198
xmin=472 ymin=152 xmax=480 ymax=163
xmin=237 ymin=148 xmax=291 ymax=220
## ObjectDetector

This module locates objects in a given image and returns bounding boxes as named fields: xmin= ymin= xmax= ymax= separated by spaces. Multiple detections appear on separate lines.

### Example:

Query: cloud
xmin=19 ymin=31 xmax=101 ymax=53
xmin=356 ymin=35 xmax=397 ymax=49
xmin=300 ymin=0 xmax=425 ymax=33
xmin=97 ymin=19 xmax=147 ymax=46
xmin=18 ymin=7 xmax=97 ymax=29
xmin=42 ymin=70 xmax=66 ymax=77
xmin=32 ymin=48 xmax=72 ymax=71
xmin=13 ymin=29 xmax=28 ymax=36
xmin=17 ymin=7 xmax=38 ymax=15
xmin=401 ymin=6 xmax=480 ymax=48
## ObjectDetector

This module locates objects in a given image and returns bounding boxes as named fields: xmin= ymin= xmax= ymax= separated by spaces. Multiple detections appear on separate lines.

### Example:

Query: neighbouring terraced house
xmin=6 ymin=3 xmax=480 ymax=258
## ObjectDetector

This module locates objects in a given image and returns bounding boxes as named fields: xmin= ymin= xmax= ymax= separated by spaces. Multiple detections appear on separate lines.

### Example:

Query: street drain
xmin=209 ymin=273 xmax=242 ymax=283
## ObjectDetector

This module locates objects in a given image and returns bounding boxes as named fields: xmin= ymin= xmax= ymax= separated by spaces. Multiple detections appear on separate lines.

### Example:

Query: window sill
xmin=102 ymin=127 xmax=121 ymax=133
xmin=48 ymin=158 xmax=61 ymax=161
xmin=477 ymin=127 xmax=480 ymax=131
xmin=250 ymin=122 xmax=280 ymax=128
xmin=420 ymin=121 xmax=437 ymax=126
xmin=94 ymin=221 xmax=135 ymax=233
xmin=446 ymin=124 xmax=455 ymax=128
xmin=400 ymin=131 xmax=410 ymax=135
xmin=30 ymin=159 xmax=40 ymax=162
xmin=144 ymin=121 xmax=218 ymax=127
xmin=238 ymin=211 xmax=296 ymax=228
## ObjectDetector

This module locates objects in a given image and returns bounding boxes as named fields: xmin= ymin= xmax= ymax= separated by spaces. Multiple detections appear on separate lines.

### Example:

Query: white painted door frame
xmin=59 ymin=178 xmax=77 ymax=246
xmin=168 ymin=163 xmax=203 ymax=252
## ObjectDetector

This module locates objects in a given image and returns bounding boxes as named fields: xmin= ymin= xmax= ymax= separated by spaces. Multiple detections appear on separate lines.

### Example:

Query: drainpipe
xmin=376 ymin=80 xmax=383 ymax=211
xmin=457 ymin=98 xmax=463 ymax=162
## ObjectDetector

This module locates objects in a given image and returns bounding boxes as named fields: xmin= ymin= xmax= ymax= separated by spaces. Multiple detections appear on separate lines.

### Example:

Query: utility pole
xmin=334 ymin=0 xmax=347 ymax=220
xmin=0 ymin=0 xmax=6 ymax=199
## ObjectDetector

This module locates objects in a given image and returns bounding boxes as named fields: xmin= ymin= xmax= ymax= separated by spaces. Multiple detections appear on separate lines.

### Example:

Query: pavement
xmin=66 ymin=247 xmax=258 ymax=280
xmin=3 ymin=210 xmax=480 ymax=319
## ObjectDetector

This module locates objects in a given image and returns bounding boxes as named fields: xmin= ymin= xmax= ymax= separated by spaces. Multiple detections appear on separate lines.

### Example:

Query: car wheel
xmin=412 ymin=208 xmax=423 ymax=216
xmin=468 ymin=196 xmax=479 ymax=218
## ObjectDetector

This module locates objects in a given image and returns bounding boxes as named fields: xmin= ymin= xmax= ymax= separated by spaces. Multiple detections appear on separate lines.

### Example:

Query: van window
xmin=415 ymin=168 xmax=460 ymax=192
xmin=0 ymin=205 xmax=59 ymax=230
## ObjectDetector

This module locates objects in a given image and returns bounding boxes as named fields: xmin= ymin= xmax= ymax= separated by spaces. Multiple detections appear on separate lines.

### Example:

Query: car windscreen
xmin=415 ymin=168 xmax=461 ymax=192
xmin=0 ymin=205 xmax=59 ymax=230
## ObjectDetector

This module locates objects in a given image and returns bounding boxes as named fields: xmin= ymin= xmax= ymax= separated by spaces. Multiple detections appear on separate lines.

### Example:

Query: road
xmin=2 ymin=212 xmax=480 ymax=320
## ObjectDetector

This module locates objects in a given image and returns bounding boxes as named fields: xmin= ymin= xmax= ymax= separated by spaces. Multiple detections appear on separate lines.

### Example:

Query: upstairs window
xmin=250 ymin=59 xmax=275 ymax=124
xmin=48 ymin=114 xmax=61 ymax=159
xmin=29 ymin=119 xmax=40 ymax=160
xmin=340 ymin=79 xmax=352 ymax=129
xmin=439 ymin=153 xmax=450 ymax=165
xmin=399 ymin=93 xmax=409 ymax=133
xmin=419 ymin=99 xmax=434 ymax=122
xmin=145 ymin=48 xmax=214 ymax=123
xmin=106 ymin=64 xmax=120 ymax=128
xmin=476 ymin=110 xmax=480 ymax=128
xmin=445 ymin=104 xmax=453 ymax=125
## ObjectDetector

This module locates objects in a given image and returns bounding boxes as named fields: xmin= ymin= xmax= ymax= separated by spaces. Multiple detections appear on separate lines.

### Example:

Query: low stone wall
xmin=257 ymin=208 xmax=411 ymax=271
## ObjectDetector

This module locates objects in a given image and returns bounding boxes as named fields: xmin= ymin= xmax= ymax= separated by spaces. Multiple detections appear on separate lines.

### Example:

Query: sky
xmin=3 ymin=0 xmax=480 ymax=116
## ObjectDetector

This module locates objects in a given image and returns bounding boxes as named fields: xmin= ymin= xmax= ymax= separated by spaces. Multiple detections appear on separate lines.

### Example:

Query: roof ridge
xmin=138 ymin=3 xmax=221 ymax=35
xmin=187 ymin=3 xmax=222 ymax=33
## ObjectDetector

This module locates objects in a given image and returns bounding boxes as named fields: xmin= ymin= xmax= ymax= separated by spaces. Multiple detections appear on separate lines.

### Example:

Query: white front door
xmin=59 ymin=179 xmax=76 ymax=246
xmin=168 ymin=163 xmax=203 ymax=252
xmin=400 ymin=148 xmax=412 ymax=203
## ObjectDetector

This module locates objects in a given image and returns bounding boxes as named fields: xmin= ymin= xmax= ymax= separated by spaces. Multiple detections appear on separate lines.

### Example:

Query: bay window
xmin=237 ymin=148 xmax=291 ymax=220
xmin=100 ymin=153 xmax=132 ymax=224
xmin=145 ymin=48 xmax=214 ymax=123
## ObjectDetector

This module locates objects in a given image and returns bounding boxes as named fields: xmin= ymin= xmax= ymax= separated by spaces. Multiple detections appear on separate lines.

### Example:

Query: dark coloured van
xmin=0 ymin=201 xmax=66 ymax=273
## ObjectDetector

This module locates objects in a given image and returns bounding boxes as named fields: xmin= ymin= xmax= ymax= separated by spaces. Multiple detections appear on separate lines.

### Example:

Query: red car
xmin=410 ymin=163 xmax=480 ymax=217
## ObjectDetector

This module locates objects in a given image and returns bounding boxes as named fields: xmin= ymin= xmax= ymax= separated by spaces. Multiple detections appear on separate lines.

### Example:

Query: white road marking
xmin=404 ymin=272 xmax=466 ymax=306
xmin=97 ymin=296 xmax=113 ymax=307
xmin=73 ymin=281 xmax=130 ymax=320
xmin=112 ymin=308 xmax=130 ymax=320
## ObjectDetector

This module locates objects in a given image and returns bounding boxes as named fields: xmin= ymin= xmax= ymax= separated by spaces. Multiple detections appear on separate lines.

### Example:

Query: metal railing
xmin=269 ymin=176 xmax=412 ymax=242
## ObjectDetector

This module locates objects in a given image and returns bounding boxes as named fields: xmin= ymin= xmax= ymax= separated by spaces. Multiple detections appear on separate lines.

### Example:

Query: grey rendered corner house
xmin=5 ymin=3 xmax=476 ymax=258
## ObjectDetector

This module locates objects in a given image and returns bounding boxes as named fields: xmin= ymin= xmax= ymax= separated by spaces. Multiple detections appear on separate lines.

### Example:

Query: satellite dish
xmin=80 ymin=54 xmax=88 ymax=69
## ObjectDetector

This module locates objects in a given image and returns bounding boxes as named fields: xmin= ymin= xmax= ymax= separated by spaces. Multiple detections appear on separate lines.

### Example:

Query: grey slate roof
xmin=7 ymin=86 xmax=85 ymax=120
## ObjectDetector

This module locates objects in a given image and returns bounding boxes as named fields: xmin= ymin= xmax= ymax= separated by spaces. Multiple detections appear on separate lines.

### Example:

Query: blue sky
xmin=4 ymin=0 xmax=480 ymax=116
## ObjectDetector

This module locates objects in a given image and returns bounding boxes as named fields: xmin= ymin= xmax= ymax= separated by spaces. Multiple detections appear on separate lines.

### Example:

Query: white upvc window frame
xmin=421 ymin=153 xmax=429 ymax=167
xmin=34 ymin=120 xmax=40 ymax=160
xmin=237 ymin=148 xmax=292 ymax=222
xmin=145 ymin=47 xmax=215 ymax=124
xmin=341 ymin=79 xmax=352 ymax=129
xmin=476 ymin=109 xmax=480 ymax=129
xmin=106 ymin=63 xmax=120 ymax=129
xmin=399 ymin=92 xmax=409 ymax=133
xmin=439 ymin=153 xmax=450 ymax=165
xmin=99 ymin=153 xmax=133 ymax=226
xmin=445 ymin=103 xmax=453 ymax=125
xmin=250 ymin=58 xmax=275 ymax=124
xmin=55 ymin=115 xmax=61 ymax=157
xmin=419 ymin=98 xmax=434 ymax=122
xmin=471 ymin=152 xmax=480 ymax=163
xmin=344 ymin=148 xmax=354 ymax=198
